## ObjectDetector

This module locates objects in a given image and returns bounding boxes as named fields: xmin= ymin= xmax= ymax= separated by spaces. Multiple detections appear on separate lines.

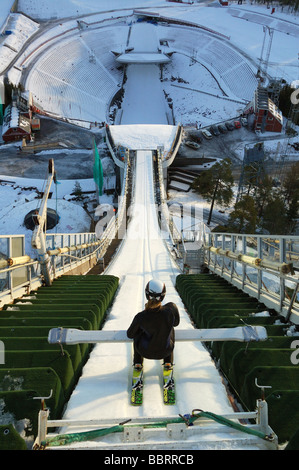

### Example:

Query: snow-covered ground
xmin=0 ymin=0 xmax=299 ymax=450
xmin=58 ymin=149 xmax=248 ymax=450
xmin=1 ymin=0 xmax=298 ymax=245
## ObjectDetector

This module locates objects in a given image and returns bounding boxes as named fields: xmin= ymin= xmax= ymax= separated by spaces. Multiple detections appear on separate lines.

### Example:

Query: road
xmin=0 ymin=114 xmax=290 ymax=180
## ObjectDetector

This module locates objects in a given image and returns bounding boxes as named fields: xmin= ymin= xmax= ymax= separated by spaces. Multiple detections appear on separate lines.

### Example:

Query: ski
xmin=163 ymin=365 xmax=175 ymax=405
xmin=131 ymin=366 xmax=143 ymax=406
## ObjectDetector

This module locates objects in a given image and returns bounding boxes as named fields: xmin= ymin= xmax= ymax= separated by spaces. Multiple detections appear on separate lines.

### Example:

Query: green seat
xmin=197 ymin=307 xmax=266 ymax=329
xmin=195 ymin=301 xmax=261 ymax=328
xmin=0 ymin=316 xmax=92 ymax=330
xmin=0 ymin=324 xmax=90 ymax=362
xmin=228 ymin=349 xmax=298 ymax=392
xmin=210 ymin=320 xmax=291 ymax=366
xmin=266 ymin=390 xmax=299 ymax=444
xmin=0 ymin=350 xmax=75 ymax=400
xmin=240 ymin=366 xmax=299 ymax=411
xmin=187 ymin=291 xmax=247 ymax=316
xmin=204 ymin=315 xmax=279 ymax=329
xmin=0 ymin=423 xmax=28 ymax=450
xmin=0 ymin=391 xmax=41 ymax=442
xmin=1 ymin=337 xmax=83 ymax=380
xmin=0 ymin=367 xmax=65 ymax=420
xmin=240 ymin=366 xmax=299 ymax=444
xmin=19 ymin=294 xmax=109 ymax=312
xmin=285 ymin=426 xmax=299 ymax=450
xmin=0 ymin=274 xmax=119 ymax=445
xmin=0 ymin=308 xmax=99 ymax=330
xmin=3 ymin=302 xmax=103 ymax=319
xmin=0 ymin=326 xmax=62 ymax=337
xmin=219 ymin=337 xmax=296 ymax=378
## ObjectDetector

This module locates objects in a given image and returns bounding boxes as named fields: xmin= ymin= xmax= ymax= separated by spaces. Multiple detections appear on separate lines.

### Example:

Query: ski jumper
xmin=127 ymin=302 xmax=180 ymax=365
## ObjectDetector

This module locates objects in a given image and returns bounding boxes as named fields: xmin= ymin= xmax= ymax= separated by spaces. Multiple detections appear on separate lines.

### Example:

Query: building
xmin=2 ymin=103 xmax=31 ymax=142
xmin=253 ymin=85 xmax=283 ymax=133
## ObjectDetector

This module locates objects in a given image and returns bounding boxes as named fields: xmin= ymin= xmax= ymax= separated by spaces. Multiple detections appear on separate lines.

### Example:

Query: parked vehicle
xmin=210 ymin=125 xmax=220 ymax=136
xmin=192 ymin=135 xmax=202 ymax=144
xmin=202 ymin=129 xmax=213 ymax=140
xmin=241 ymin=117 xmax=248 ymax=126
xmin=218 ymin=124 xmax=227 ymax=133
xmin=234 ymin=120 xmax=241 ymax=129
xmin=188 ymin=133 xmax=202 ymax=144
xmin=185 ymin=140 xmax=200 ymax=150
xmin=225 ymin=121 xmax=234 ymax=131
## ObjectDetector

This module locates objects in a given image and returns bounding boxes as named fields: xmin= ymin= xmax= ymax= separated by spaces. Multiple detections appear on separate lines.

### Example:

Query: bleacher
xmin=25 ymin=28 xmax=126 ymax=123
xmin=222 ymin=62 xmax=258 ymax=101
xmin=175 ymin=273 xmax=299 ymax=445
xmin=0 ymin=274 xmax=119 ymax=449
xmin=81 ymin=26 xmax=127 ymax=81
xmin=158 ymin=24 xmax=258 ymax=101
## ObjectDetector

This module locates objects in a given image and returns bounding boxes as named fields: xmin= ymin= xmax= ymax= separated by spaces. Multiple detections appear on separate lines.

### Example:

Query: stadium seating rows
xmin=175 ymin=273 xmax=299 ymax=446
xmin=158 ymin=25 xmax=258 ymax=101
xmin=0 ymin=274 xmax=119 ymax=449
xmin=26 ymin=29 xmax=124 ymax=122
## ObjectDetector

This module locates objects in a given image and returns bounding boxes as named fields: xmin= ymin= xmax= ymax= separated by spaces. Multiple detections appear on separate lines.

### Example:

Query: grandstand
xmin=22 ymin=19 xmax=259 ymax=125
xmin=25 ymin=25 xmax=128 ymax=123
xmin=157 ymin=24 xmax=258 ymax=102
xmin=1 ymin=4 xmax=299 ymax=451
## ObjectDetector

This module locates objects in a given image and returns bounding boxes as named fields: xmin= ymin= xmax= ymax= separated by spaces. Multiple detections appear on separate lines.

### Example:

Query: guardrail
xmin=0 ymin=232 xmax=104 ymax=306
xmin=0 ymin=235 xmax=42 ymax=307
xmin=157 ymin=150 xmax=182 ymax=245
xmin=0 ymin=150 xmax=132 ymax=305
xmin=46 ymin=231 xmax=102 ymax=276
xmin=203 ymin=232 xmax=299 ymax=324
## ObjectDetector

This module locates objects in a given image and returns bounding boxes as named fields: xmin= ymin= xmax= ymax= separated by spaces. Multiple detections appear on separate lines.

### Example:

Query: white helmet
xmin=145 ymin=279 xmax=166 ymax=302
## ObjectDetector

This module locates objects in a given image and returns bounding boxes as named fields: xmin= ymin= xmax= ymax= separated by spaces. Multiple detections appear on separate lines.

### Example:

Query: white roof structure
xmin=109 ymin=124 xmax=178 ymax=150
xmin=115 ymin=22 xmax=172 ymax=64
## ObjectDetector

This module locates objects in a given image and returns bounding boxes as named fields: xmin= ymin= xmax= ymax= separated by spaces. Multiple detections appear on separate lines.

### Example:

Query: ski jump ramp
xmin=42 ymin=150 xmax=276 ymax=450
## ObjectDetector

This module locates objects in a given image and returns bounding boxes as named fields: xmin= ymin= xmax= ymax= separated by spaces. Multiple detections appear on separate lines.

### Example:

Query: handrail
xmin=203 ymin=231 xmax=299 ymax=324
xmin=204 ymin=245 xmax=294 ymax=275
xmin=0 ymin=255 xmax=32 ymax=269
xmin=157 ymin=149 xmax=181 ymax=244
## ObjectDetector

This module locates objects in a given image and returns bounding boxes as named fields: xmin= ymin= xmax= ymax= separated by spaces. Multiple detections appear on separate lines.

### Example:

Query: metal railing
xmin=0 ymin=235 xmax=41 ymax=307
xmin=0 ymin=152 xmax=132 ymax=305
xmin=46 ymin=231 xmax=102 ymax=276
xmin=157 ymin=150 xmax=182 ymax=245
xmin=203 ymin=232 xmax=299 ymax=324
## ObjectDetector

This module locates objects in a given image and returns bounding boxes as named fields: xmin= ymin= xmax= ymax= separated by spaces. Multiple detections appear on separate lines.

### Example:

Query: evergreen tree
xmin=254 ymin=174 xmax=275 ymax=218
xmin=192 ymin=158 xmax=234 ymax=225
xmin=228 ymin=195 xmax=258 ymax=233
xmin=282 ymin=161 xmax=299 ymax=233
xmin=260 ymin=196 xmax=289 ymax=235
xmin=282 ymin=161 xmax=299 ymax=205
xmin=73 ymin=181 xmax=83 ymax=200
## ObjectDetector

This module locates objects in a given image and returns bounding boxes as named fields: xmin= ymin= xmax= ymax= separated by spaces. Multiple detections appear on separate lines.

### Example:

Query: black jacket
xmin=127 ymin=302 xmax=180 ymax=360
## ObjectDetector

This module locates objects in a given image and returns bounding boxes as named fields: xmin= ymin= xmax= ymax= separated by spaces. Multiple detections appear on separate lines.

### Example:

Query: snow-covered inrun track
xmin=60 ymin=150 xmax=235 ymax=444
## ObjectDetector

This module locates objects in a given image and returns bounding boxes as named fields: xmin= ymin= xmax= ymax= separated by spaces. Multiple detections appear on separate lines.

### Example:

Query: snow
xmin=0 ymin=0 xmax=299 ymax=450
xmin=109 ymin=124 xmax=178 ymax=150
xmin=5 ymin=2 xmax=298 ymax=126
xmin=60 ymin=149 xmax=235 ymax=448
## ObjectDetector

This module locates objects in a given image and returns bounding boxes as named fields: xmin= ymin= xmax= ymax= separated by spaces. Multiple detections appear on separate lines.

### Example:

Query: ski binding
xmin=163 ymin=366 xmax=175 ymax=405
xmin=131 ymin=367 xmax=143 ymax=406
